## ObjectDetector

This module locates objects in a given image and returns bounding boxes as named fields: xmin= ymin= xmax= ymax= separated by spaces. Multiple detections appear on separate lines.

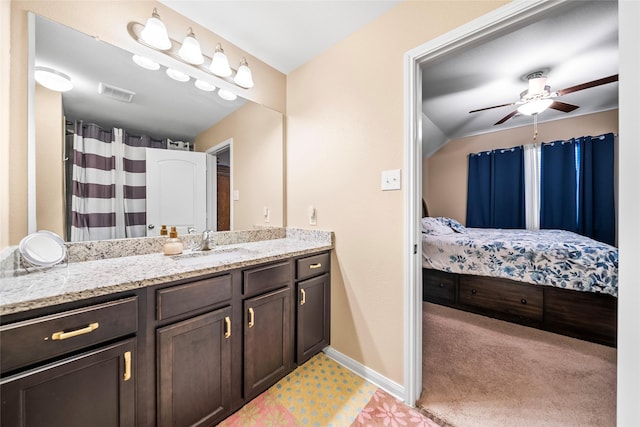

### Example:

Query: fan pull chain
xmin=533 ymin=114 xmax=539 ymax=142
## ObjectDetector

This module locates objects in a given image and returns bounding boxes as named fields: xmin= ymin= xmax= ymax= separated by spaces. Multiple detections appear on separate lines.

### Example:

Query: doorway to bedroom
xmin=404 ymin=1 xmax=620 ymax=425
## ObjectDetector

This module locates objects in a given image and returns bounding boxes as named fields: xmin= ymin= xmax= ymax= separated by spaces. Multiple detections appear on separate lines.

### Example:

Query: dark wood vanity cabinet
xmin=0 ymin=250 xmax=331 ymax=427
xmin=295 ymin=252 xmax=331 ymax=364
xmin=0 ymin=296 xmax=138 ymax=427
xmin=242 ymin=261 xmax=293 ymax=399
xmin=156 ymin=306 xmax=232 ymax=427
xmin=152 ymin=274 xmax=234 ymax=427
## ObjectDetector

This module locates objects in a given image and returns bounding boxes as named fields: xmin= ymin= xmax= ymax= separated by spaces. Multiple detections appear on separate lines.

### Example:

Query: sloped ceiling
xmin=421 ymin=1 xmax=618 ymax=156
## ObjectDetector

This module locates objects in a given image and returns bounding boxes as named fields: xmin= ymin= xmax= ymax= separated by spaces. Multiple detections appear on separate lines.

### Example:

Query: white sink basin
xmin=171 ymin=247 xmax=255 ymax=267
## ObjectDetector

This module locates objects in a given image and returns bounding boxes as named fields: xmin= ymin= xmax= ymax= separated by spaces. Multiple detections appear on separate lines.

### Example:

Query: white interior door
xmin=146 ymin=148 xmax=206 ymax=236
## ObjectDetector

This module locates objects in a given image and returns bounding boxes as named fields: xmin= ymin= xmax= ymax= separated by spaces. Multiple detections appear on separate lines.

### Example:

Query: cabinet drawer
xmin=459 ymin=276 xmax=543 ymax=321
xmin=296 ymin=253 xmax=329 ymax=281
xmin=243 ymin=262 xmax=291 ymax=296
xmin=157 ymin=274 xmax=232 ymax=321
xmin=0 ymin=296 xmax=137 ymax=374
xmin=422 ymin=269 xmax=457 ymax=303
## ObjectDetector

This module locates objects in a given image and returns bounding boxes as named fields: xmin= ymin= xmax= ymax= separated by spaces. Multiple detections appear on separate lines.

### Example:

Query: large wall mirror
xmin=31 ymin=14 xmax=284 ymax=242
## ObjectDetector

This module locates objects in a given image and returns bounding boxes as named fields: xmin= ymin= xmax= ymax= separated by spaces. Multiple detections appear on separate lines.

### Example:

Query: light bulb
xmin=140 ymin=8 xmax=171 ymax=50
xmin=517 ymin=98 xmax=554 ymax=115
xmin=132 ymin=54 xmax=160 ymax=71
xmin=209 ymin=44 xmax=232 ymax=77
xmin=218 ymin=89 xmax=237 ymax=101
xmin=178 ymin=28 xmax=204 ymax=65
xmin=195 ymin=79 xmax=216 ymax=92
xmin=233 ymin=57 xmax=254 ymax=88
xmin=166 ymin=68 xmax=190 ymax=82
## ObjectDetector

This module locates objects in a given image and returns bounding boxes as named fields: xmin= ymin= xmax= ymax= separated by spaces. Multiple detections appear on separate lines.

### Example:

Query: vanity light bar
xmin=127 ymin=19 xmax=254 ymax=93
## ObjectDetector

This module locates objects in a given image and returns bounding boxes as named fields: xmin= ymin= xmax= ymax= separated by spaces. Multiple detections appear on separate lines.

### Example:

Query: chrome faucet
xmin=200 ymin=230 xmax=215 ymax=251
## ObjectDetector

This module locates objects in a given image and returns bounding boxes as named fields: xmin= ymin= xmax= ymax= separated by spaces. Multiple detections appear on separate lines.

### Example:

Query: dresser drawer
xmin=296 ymin=253 xmax=330 ymax=281
xmin=0 ymin=296 xmax=137 ymax=374
xmin=243 ymin=262 xmax=291 ymax=296
xmin=459 ymin=276 xmax=543 ymax=321
xmin=423 ymin=269 xmax=457 ymax=303
xmin=157 ymin=274 xmax=232 ymax=321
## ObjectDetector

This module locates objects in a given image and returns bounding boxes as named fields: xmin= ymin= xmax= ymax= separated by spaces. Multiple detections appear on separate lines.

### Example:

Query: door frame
xmin=206 ymin=139 xmax=233 ymax=231
xmin=402 ymin=0 xmax=572 ymax=405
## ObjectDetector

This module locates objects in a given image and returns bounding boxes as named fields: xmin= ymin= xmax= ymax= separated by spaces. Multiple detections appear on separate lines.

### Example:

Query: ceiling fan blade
xmin=469 ymin=102 xmax=515 ymax=113
xmin=494 ymin=110 xmax=518 ymax=125
xmin=556 ymin=74 xmax=618 ymax=96
xmin=549 ymin=101 xmax=579 ymax=113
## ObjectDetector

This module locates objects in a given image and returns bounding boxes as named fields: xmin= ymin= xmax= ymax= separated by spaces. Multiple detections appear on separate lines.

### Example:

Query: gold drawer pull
xmin=224 ymin=316 xmax=231 ymax=338
xmin=123 ymin=351 xmax=132 ymax=382
xmin=51 ymin=322 xmax=99 ymax=340
xmin=248 ymin=308 xmax=255 ymax=328
xmin=309 ymin=263 xmax=322 ymax=269
xmin=300 ymin=289 xmax=306 ymax=306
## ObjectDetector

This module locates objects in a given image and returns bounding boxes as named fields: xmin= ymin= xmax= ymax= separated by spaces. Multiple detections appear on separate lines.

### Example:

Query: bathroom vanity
xmin=0 ymin=229 xmax=332 ymax=427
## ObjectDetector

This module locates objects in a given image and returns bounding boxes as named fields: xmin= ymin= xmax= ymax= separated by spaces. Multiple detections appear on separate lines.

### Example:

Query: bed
xmin=421 ymin=216 xmax=618 ymax=346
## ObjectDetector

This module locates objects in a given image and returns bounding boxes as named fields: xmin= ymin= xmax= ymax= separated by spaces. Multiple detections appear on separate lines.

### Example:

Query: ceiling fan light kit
xmin=517 ymin=98 xmax=554 ymax=116
xmin=128 ymin=9 xmax=255 ymax=101
xmin=469 ymin=70 xmax=618 ymax=126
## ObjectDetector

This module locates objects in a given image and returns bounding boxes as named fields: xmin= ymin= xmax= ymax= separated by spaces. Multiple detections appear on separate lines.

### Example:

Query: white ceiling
xmin=159 ymin=0 xmax=403 ymax=74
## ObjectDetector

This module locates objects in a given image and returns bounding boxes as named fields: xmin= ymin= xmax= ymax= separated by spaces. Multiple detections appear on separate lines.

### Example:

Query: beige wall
xmin=7 ymin=0 xmax=286 ymax=246
xmin=425 ymin=109 xmax=619 ymax=224
xmin=1 ymin=1 xmax=10 ymax=248
xmin=195 ymin=102 xmax=284 ymax=230
xmin=35 ymin=85 xmax=64 ymax=236
xmin=286 ymin=1 xmax=506 ymax=384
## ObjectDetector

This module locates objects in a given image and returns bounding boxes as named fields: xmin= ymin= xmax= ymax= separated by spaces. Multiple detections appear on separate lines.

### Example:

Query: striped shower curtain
xmin=70 ymin=121 xmax=164 ymax=241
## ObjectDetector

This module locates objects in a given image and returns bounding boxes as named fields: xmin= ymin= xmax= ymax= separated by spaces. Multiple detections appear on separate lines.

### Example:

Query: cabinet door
xmin=296 ymin=274 xmax=331 ymax=364
xmin=157 ymin=306 xmax=232 ymax=427
xmin=244 ymin=287 xmax=292 ymax=398
xmin=0 ymin=339 xmax=136 ymax=427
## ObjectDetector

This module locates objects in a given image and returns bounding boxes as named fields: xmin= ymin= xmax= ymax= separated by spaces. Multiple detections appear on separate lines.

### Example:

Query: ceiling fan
xmin=469 ymin=71 xmax=619 ymax=125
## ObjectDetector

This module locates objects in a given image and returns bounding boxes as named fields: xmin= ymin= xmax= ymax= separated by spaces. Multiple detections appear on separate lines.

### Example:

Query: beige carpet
xmin=418 ymin=302 xmax=617 ymax=427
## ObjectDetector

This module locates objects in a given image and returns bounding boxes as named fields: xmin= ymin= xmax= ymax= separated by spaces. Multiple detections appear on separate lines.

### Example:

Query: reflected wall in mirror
xmin=33 ymin=14 xmax=284 ymax=242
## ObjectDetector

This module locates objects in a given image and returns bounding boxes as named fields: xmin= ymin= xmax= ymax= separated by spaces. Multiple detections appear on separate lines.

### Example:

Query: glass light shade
xmin=233 ymin=58 xmax=254 ymax=88
xmin=140 ymin=9 xmax=171 ymax=50
xmin=517 ymin=98 xmax=554 ymax=115
xmin=195 ymin=79 xmax=216 ymax=92
xmin=178 ymin=28 xmax=204 ymax=65
xmin=217 ymin=88 xmax=237 ymax=101
xmin=209 ymin=44 xmax=232 ymax=77
xmin=132 ymin=54 xmax=160 ymax=71
xmin=528 ymin=76 xmax=547 ymax=95
xmin=166 ymin=68 xmax=190 ymax=82
xmin=34 ymin=66 xmax=73 ymax=92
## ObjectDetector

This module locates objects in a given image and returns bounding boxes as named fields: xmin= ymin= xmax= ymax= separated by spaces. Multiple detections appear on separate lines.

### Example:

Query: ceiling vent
xmin=98 ymin=82 xmax=136 ymax=103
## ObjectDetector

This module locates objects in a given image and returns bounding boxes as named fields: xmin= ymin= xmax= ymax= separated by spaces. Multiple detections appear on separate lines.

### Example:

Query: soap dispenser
xmin=163 ymin=226 xmax=184 ymax=255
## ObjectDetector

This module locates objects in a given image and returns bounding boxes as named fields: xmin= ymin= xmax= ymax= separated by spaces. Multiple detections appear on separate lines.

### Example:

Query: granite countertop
xmin=0 ymin=229 xmax=332 ymax=316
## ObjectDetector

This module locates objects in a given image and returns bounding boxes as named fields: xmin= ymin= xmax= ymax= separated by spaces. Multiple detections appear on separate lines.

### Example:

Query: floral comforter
xmin=422 ymin=228 xmax=618 ymax=297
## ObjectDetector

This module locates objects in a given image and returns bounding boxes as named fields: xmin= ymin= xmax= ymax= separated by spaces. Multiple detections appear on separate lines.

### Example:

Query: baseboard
xmin=322 ymin=346 xmax=406 ymax=403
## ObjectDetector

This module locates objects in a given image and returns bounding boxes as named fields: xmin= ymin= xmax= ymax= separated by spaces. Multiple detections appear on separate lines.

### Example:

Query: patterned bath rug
xmin=218 ymin=353 xmax=440 ymax=427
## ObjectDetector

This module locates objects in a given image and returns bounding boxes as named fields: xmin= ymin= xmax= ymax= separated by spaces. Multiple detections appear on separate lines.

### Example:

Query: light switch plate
xmin=233 ymin=190 xmax=240 ymax=201
xmin=381 ymin=169 xmax=401 ymax=191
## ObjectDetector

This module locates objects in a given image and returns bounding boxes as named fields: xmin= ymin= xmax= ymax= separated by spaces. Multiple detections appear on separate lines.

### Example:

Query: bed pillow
xmin=421 ymin=217 xmax=455 ymax=235
xmin=437 ymin=217 xmax=467 ymax=233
